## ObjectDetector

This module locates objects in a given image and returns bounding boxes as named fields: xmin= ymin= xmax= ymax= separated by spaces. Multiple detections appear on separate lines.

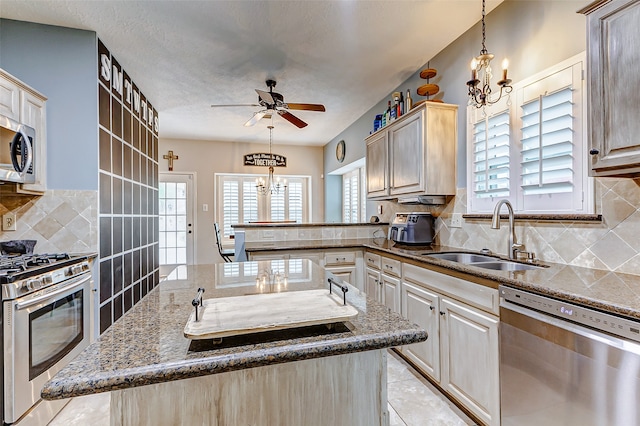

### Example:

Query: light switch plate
xmin=451 ymin=213 xmax=462 ymax=228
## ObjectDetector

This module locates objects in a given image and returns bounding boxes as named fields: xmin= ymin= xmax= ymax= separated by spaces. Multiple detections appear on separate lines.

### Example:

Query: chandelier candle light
xmin=256 ymin=125 xmax=287 ymax=195
xmin=467 ymin=0 xmax=512 ymax=108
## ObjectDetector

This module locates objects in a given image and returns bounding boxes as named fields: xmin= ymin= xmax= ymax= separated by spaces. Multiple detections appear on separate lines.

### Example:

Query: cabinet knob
xmin=429 ymin=306 xmax=435 ymax=311
xmin=589 ymin=148 xmax=600 ymax=155
xmin=439 ymin=311 xmax=445 ymax=316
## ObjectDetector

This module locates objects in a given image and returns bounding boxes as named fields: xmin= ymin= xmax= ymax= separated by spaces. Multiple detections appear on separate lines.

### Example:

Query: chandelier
xmin=467 ymin=0 xmax=512 ymax=108
xmin=255 ymin=125 xmax=287 ymax=195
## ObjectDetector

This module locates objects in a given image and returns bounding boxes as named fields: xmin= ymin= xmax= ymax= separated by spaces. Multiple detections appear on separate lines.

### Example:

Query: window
xmin=343 ymin=167 xmax=366 ymax=223
xmin=467 ymin=53 xmax=591 ymax=213
xmin=215 ymin=174 xmax=311 ymax=244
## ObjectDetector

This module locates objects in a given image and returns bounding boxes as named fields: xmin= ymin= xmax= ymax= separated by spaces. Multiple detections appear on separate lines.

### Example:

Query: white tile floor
xmin=49 ymin=350 xmax=476 ymax=426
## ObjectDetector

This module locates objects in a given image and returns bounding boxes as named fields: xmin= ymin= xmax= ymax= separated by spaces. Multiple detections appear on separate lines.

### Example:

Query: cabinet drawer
xmin=364 ymin=252 xmax=381 ymax=270
xmin=381 ymin=257 xmax=402 ymax=277
xmin=403 ymin=263 xmax=498 ymax=315
xmin=324 ymin=251 xmax=356 ymax=266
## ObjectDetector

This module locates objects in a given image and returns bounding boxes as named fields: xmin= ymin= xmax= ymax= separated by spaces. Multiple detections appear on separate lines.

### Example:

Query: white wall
xmin=158 ymin=138 xmax=324 ymax=264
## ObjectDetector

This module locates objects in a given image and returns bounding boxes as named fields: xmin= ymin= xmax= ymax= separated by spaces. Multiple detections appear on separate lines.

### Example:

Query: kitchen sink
xmin=424 ymin=251 xmax=544 ymax=271
xmin=425 ymin=252 xmax=498 ymax=264
xmin=469 ymin=261 xmax=541 ymax=271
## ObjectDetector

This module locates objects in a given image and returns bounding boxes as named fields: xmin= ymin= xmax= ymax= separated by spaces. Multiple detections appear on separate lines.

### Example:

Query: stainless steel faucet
xmin=491 ymin=200 xmax=524 ymax=259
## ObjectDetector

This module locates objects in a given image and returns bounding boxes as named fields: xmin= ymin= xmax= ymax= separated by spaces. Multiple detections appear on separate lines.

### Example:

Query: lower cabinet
xmin=364 ymin=252 xmax=401 ymax=315
xmin=400 ymin=263 xmax=500 ymax=426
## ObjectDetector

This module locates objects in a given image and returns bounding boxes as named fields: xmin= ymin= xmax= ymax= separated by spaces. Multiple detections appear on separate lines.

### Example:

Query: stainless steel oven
xmin=1 ymin=255 xmax=92 ymax=425
xmin=500 ymin=285 xmax=640 ymax=426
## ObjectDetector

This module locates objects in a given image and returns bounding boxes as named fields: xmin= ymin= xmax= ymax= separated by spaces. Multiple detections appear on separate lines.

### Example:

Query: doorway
xmin=159 ymin=173 xmax=196 ymax=265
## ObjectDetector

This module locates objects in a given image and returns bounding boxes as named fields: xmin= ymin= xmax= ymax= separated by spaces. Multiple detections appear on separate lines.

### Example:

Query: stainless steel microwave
xmin=0 ymin=115 xmax=36 ymax=184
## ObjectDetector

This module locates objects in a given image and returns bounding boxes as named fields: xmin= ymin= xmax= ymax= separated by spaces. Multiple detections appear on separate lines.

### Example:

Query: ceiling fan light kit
xmin=213 ymin=79 xmax=325 ymax=129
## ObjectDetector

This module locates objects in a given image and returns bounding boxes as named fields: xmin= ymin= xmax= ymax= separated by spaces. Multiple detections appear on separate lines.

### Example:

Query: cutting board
xmin=184 ymin=289 xmax=358 ymax=340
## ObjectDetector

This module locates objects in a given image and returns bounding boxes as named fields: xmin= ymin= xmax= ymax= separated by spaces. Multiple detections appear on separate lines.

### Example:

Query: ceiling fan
xmin=211 ymin=79 xmax=325 ymax=128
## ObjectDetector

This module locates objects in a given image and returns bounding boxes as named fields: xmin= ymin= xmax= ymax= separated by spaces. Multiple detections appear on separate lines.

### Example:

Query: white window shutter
xmin=517 ymin=60 xmax=587 ymax=213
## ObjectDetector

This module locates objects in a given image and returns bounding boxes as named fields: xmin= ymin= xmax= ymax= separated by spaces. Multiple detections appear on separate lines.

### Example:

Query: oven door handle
xmin=15 ymin=274 xmax=90 ymax=311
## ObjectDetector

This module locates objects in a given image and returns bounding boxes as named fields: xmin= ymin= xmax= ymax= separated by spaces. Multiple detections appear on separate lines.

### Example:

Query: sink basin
xmin=424 ymin=251 xmax=544 ymax=271
xmin=424 ymin=252 xmax=497 ymax=264
xmin=469 ymin=261 xmax=541 ymax=271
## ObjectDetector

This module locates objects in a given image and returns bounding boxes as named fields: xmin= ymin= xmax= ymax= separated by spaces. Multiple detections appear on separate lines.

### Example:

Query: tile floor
xmin=49 ymin=349 xmax=475 ymax=425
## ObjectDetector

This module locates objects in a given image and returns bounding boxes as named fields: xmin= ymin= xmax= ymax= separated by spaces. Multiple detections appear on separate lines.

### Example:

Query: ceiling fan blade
xmin=278 ymin=110 xmax=308 ymax=128
xmin=244 ymin=111 xmax=266 ymax=127
xmin=211 ymin=104 xmax=260 ymax=108
xmin=255 ymin=89 xmax=274 ymax=105
xmin=286 ymin=103 xmax=326 ymax=112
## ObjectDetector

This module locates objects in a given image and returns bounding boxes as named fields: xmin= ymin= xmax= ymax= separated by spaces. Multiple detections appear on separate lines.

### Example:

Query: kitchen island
xmin=41 ymin=260 xmax=427 ymax=426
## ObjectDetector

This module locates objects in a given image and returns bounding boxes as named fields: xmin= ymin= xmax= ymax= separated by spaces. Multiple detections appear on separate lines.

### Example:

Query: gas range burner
xmin=0 ymin=253 xmax=70 ymax=271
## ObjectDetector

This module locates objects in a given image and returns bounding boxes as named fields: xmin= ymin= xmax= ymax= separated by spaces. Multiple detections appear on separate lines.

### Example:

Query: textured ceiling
xmin=0 ymin=0 xmax=503 ymax=146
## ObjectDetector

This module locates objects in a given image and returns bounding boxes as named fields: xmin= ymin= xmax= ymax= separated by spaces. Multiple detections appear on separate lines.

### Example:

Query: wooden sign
xmin=244 ymin=153 xmax=287 ymax=167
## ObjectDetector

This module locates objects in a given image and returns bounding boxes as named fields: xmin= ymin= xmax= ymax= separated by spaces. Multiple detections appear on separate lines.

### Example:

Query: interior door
xmin=159 ymin=173 xmax=195 ymax=265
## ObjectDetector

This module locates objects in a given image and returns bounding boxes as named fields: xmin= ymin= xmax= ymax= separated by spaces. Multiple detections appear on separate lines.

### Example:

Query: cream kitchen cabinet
xmin=401 ymin=263 xmax=500 ymax=426
xmin=0 ymin=69 xmax=47 ymax=193
xmin=365 ymin=130 xmax=389 ymax=198
xmin=364 ymin=251 xmax=401 ymax=314
xmin=365 ymin=102 xmax=457 ymax=200
xmin=581 ymin=0 xmax=640 ymax=176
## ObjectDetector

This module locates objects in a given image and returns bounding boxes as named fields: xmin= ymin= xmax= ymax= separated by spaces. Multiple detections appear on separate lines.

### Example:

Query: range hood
xmin=397 ymin=195 xmax=446 ymax=205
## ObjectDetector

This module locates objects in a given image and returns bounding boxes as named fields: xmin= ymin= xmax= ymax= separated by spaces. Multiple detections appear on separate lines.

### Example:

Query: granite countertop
xmin=41 ymin=260 xmax=427 ymax=400
xmin=246 ymin=239 xmax=640 ymax=321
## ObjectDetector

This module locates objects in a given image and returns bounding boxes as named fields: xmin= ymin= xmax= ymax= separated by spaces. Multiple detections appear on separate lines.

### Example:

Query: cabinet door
xmin=365 ymin=131 xmax=389 ymax=198
xmin=389 ymin=111 xmax=423 ymax=196
xmin=400 ymin=281 xmax=440 ymax=382
xmin=0 ymin=75 xmax=20 ymax=120
xmin=20 ymin=91 xmax=47 ymax=191
xmin=365 ymin=266 xmax=381 ymax=302
xmin=381 ymin=273 xmax=400 ymax=314
xmin=440 ymin=297 xmax=499 ymax=426
xmin=586 ymin=0 xmax=640 ymax=176
xmin=326 ymin=266 xmax=355 ymax=287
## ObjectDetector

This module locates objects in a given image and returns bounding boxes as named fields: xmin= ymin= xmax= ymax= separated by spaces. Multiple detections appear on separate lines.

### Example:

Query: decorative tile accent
xmin=0 ymin=191 xmax=98 ymax=254
xmin=429 ymin=178 xmax=640 ymax=275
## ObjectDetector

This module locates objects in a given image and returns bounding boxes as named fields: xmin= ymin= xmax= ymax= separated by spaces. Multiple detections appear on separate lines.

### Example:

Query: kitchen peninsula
xmin=41 ymin=260 xmax=427 ymax=426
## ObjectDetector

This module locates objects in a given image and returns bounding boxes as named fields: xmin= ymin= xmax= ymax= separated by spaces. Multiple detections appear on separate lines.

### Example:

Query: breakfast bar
xmin=41 ymin=260 xmax=427 ymax=426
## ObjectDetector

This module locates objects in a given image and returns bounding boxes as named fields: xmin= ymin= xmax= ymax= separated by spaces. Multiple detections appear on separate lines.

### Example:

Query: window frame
xmin=215 ymin=173 xmax=312 ymax=246
xmin=466 ymin=52 xmax=593 ymax=214
xmin=342 ymin=166 xmax=367 ymax=223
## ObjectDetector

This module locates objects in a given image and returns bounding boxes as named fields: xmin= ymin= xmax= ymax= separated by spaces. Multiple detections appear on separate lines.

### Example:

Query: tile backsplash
xmin=0 ymin=190 xmax=97 ymax=253
xmin=377 ymin=177 xmax=640 ymax=275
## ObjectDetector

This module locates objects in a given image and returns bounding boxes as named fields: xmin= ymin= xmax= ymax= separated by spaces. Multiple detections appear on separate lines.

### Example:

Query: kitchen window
xmin=467 ymin=53 xmax=592 ymax=214
xmin=215 ymin=174 xmax=311 ymax=243
xmin=343 ymin=167 xmax=366 ymax=223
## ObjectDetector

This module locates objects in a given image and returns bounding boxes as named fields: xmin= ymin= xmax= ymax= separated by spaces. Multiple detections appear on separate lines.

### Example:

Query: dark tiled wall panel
xmin=98 ymin=39 xmax=159 ymax=334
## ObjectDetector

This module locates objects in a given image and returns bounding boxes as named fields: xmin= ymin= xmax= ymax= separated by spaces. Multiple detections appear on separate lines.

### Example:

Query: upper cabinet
xmin=581 ymin=0 xmax=640 ymax=177
xmin=0 ymin=69 xmax=47 ymax=193
xmin=365 ymin=102 xmax=457 ymax=200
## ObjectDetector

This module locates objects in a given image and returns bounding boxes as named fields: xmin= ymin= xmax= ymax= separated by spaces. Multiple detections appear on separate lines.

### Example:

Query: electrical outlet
xmin=3 ymin=213 xmax=17 ymax=231
xmin=450 ymin=213 xmax=462 ymax=228
xmin=202 ymin=204 xmax=209 ymax=212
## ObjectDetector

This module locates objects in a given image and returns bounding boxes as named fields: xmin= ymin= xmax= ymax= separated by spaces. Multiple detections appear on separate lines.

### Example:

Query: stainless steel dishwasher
xmin=499 ymin=285 xmax=640 ymax=426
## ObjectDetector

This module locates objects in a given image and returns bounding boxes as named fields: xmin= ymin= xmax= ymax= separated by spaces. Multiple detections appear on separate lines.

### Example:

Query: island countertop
xmin=41 ymin=260 xmax=427 ymax=400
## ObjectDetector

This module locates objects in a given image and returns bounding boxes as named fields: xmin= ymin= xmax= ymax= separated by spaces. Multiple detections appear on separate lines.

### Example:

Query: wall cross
xmin=163 ymin=150 xmax=179 ymax=171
